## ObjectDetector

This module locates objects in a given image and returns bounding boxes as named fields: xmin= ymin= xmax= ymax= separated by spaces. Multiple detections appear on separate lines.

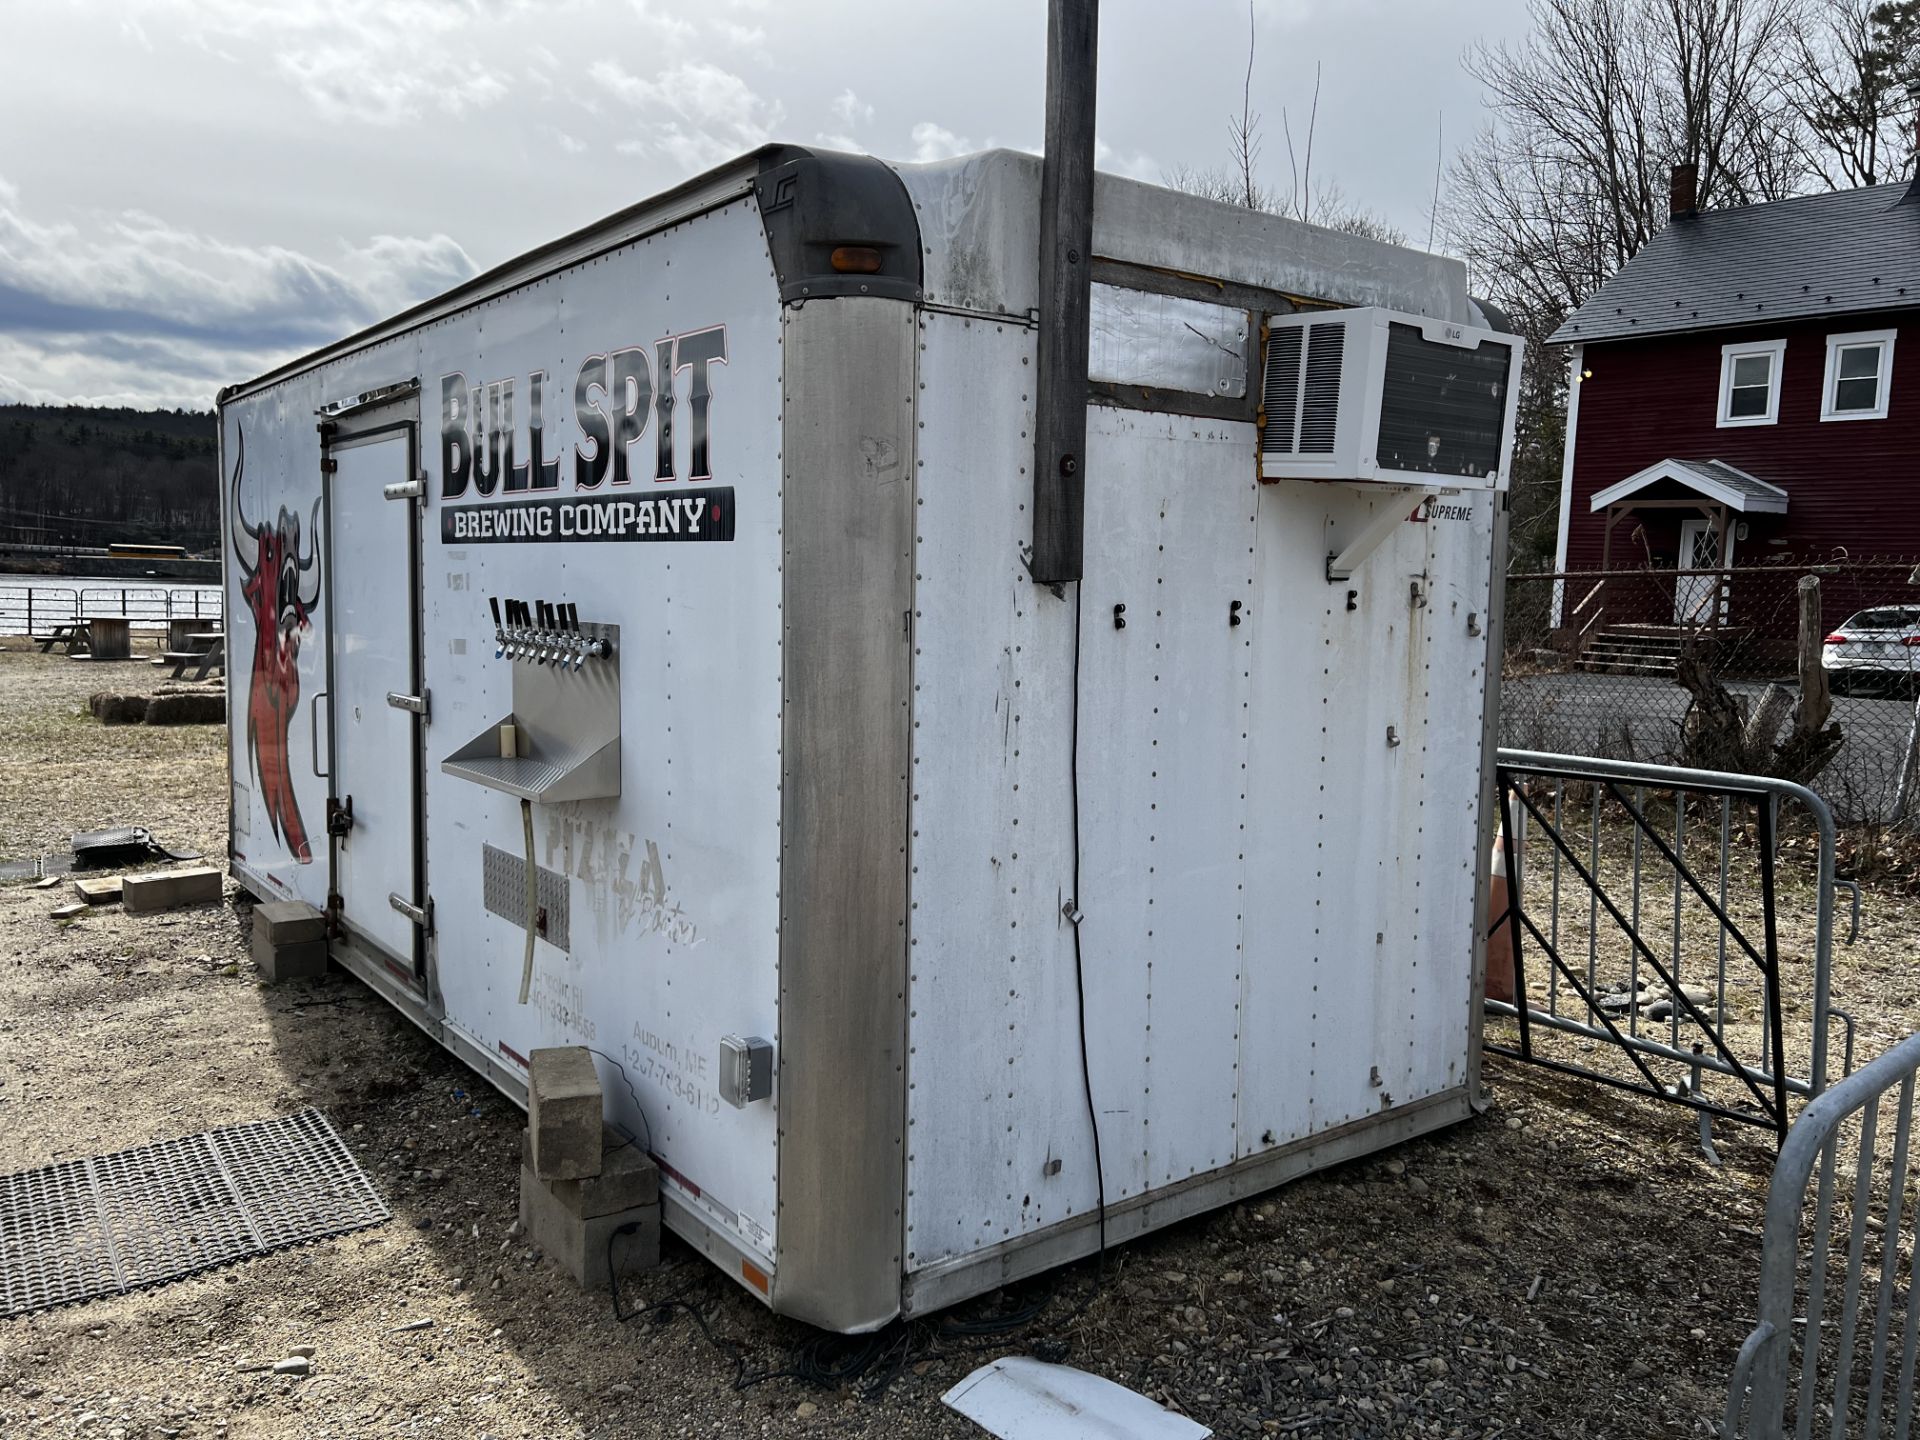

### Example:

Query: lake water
xmin=0 ymin=572 xmax=224 ymax=636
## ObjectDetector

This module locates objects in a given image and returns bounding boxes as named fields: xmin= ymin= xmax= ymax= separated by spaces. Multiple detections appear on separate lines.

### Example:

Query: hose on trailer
xmin=517 ymin=795 xmax=537 ymax=1004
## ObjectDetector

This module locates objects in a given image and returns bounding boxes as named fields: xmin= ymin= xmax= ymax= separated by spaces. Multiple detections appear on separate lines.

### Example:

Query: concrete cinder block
xmin=121 ymin=866 xmax=223 ymax=913
xmin=255 ymin=900 xmax=326 ymax=946
xmin=72 ymin=876 xmax=121 ymax=905
xmin=520 ymin=1128 xmax=657 ymax=1218
xmin=528 ymin=1047 xmax=603 ymax=1181
xmin=519 ymin=1163 xmax=660 ymax=1291
xmin=253 ymin=932 xmax=328 ymax=983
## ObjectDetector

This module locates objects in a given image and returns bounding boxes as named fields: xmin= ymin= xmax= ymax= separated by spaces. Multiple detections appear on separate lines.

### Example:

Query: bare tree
xmin=1783 ymin=0 xmax=1920 ymax=188
xmin=1164 ymin=8 xmax=1403 ymax=244
xmin=1280 ymin=62 xmax=1322 ymax=225
xmin=1445 ymin=0 xmax=1804 ymax=334
xmin=1442 ymin=0 xmax=1808 ymax=567
xmin=1230 ymin=0 xmax=1267 ymax=210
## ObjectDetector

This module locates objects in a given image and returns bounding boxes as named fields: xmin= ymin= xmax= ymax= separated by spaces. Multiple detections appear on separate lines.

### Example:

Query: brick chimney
xmin=1669 ymin=163 xmax=1698 ymax=220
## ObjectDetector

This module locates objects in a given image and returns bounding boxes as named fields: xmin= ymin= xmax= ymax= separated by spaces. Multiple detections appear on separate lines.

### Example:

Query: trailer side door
xmin=322 ymin=403 xmax=426 ymax=978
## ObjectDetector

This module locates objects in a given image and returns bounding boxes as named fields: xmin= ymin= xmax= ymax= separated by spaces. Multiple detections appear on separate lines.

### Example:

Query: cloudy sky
xmin=0 ymin=0 xmax=1530 ymax=410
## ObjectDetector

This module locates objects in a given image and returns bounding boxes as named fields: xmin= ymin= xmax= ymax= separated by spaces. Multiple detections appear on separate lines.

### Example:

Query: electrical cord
xmin=1066 ymin=578 xmax=1110 ymax=1270
xmin=599 ymin=574 xmax=1111 ymax=1384
xmin=582 ymin=1045 xmax=654 ymax=1159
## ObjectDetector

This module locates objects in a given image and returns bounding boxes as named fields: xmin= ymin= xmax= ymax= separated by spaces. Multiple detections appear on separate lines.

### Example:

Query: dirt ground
xmin=4 ymin=639 xmax=1916 ymax=1439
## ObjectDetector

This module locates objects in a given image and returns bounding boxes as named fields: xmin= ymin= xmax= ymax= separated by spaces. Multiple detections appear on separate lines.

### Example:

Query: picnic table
xmin=34 ymin=622 xmax=90 ymax=656
xmin=156 ymin=631 xmax=225 ymax=681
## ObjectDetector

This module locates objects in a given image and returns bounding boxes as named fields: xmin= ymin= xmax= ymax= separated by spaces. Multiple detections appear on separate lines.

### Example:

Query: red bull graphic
xmin=229 ymin=427 xmax=321 ymax=863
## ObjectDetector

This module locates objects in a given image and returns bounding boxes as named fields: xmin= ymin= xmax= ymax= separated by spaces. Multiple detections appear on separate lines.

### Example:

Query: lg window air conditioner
xmin=1259 ymin=308 xmax=1524 ymax=490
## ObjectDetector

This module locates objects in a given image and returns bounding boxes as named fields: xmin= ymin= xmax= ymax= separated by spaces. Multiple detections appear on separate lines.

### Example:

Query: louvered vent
xmin=1298 ymin=322 xmax=1345 ymax=454
xmin=1259 ymin=326 xmax=1303 ymax=454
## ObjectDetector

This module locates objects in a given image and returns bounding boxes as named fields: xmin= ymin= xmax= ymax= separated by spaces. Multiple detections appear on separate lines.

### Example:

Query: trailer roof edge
xmin=220 ymin=147 xmax=791 ymax=408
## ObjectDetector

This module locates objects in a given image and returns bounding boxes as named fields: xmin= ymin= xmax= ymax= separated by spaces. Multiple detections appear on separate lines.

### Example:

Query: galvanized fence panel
xmin=1724 ymin=1030 xmax=1920 ymax=1439
xmin=1504 ymin=560 xmax=1920 ymax=824
xmin=1488 ymin=750 xmax=1848 ymax=1148
xmin=0 ymin=582 xmax=222 ymax=637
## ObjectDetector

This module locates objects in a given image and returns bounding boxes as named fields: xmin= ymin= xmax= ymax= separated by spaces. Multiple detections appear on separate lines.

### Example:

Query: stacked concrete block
xmin=251 ymin=900 xmax=329 ymax=982
xmin=518 ymin=1127 xmax=661 ymax=1290
xmin=519 ymin=1047 xmax=660 ymax=1291
xmin=121 ymin=865 xmax=223 ymax=912
xmin=528 ymin=1046 xmax=603 ymax=1180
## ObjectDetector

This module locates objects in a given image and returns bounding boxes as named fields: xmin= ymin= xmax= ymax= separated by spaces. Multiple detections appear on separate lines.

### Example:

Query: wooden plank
xmin=1028 ymin=0 xmax=1099 ymax=586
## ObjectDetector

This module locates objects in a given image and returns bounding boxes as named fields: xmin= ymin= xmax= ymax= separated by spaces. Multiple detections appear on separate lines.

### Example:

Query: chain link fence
xmin=1502 ymin=559 xmax=1920 ymax=824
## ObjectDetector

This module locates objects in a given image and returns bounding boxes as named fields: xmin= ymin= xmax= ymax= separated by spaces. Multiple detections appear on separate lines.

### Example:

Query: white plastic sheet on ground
xmin=941 ymin=1356 xmax=1214 ymax=1440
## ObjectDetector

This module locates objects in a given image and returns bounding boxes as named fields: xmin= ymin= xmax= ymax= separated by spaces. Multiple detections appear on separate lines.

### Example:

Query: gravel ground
xmin=6 ymin=640 xmax=1917 ymax=1438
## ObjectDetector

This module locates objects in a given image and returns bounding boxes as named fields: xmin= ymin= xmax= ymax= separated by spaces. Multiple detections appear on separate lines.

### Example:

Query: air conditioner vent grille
xmin=1260 ymin=326 xmax=1303 ymax=454
xmin=1298 ymin=322 xmax=1346 ymax=454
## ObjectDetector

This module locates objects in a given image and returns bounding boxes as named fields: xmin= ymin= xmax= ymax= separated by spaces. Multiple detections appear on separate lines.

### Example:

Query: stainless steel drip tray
xmin=442 ymin=620 xmax=620 ymax=803
xmin=442 ymin=719 xmax=621 ymax=803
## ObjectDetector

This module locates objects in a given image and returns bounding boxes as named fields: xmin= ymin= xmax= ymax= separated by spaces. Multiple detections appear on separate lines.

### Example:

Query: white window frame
xmin=1717 ymin=337 xmax=1787 ymax=428
xmin=1821 ymin=328 xmax=1896 ymax=422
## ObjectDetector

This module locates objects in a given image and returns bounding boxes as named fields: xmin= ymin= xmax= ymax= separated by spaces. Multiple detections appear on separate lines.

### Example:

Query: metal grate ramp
xmin=1 ymin=1108 xmax=388 ymax=1317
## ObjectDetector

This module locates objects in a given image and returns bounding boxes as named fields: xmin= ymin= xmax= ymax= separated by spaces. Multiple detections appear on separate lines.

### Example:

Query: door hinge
xmin=389 ymin=892 xmax=432 ymax=933
xmin=386 ymin=689 xmax=429 ymax=720
xmin=320 ymin=457 xmax=338 ymax=474
xmin=326 ymin=794 xmax=355 ymax=837
xmin=383 ymin=478 xmax=424 ymax=501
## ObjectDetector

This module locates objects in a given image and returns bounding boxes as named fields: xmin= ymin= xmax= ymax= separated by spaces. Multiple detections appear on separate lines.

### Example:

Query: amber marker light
xmin=829 ymin=245 xmax=884 ymax=274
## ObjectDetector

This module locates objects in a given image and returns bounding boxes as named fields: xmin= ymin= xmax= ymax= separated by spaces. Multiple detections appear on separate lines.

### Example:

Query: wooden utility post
xmin=1030 ymin=0 xmax=1099 ymax=587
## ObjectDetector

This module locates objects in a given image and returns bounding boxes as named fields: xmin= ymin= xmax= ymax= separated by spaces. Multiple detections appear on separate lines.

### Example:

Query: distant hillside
xmin=0 ymin=405 xmax=218 ymax=554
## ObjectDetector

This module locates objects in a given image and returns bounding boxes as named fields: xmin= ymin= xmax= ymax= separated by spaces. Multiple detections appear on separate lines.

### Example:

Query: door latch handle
xmin=326 ymin=794 xmax=355 ymax=838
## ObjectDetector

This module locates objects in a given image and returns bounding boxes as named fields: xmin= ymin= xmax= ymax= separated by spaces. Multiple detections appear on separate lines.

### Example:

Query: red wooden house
xmin=1548 ymin=165 xmax=1920 ymax=654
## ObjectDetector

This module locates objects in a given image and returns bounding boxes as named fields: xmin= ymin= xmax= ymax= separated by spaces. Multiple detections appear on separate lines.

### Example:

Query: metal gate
xmin=1486 ymin=750 xmax=1851 ymax=1145
xmin=1724 ymin=1031 xmax=1920 ymax=1438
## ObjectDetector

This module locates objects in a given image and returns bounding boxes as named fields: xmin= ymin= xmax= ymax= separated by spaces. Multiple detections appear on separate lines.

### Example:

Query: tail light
xmin=1824 ymin=633 xmax=1848 ymax=645
xmin=1904 ymin=636 xmax=1920 ymax=647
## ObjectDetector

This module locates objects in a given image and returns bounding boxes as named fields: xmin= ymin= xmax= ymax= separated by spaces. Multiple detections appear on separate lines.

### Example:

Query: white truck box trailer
xmin=218 ymin=145 xmax=1521 ymax=1333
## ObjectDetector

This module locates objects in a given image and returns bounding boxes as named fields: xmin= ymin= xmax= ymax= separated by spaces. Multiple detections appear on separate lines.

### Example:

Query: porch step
xmin=1574 ymin=630 xmax=1684 ymax=677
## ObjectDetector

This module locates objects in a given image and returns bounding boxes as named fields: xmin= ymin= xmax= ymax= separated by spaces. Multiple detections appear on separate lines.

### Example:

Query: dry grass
xmin=0 ymin=638 xmax=227 ymax=863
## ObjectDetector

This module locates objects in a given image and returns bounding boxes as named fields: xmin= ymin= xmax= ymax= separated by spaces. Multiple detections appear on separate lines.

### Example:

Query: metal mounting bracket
xmin=1325 ymin=487 xmax=1420 ymax=583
